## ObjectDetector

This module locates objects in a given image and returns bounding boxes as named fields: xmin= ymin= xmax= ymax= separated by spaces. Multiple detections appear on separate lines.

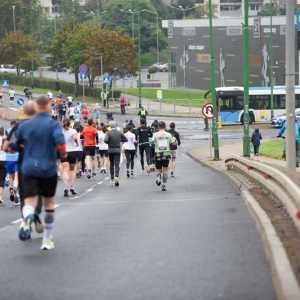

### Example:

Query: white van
xmin=0 ymin=64 xmax=27 ymax=75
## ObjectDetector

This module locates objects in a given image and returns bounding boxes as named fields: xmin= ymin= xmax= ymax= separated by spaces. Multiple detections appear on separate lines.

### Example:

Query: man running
xmin=15 ymin=95 xmax=66 ymax=250
xmin=8 ymin=87 xmax=15 ymax=106
xmin=136 ymin=119 xmax=152 ymax=173
xmin=4 ymin=120 xmax=19 ymax=205
xmin=167 ymin=122 xmax=181 ymax=177
xmin=67 ymin=94 xmax=73 ymax=108
xmin=81 ymin=118 xmax=98 ymax=179
xmin=152 ymin=121 xmax=174 ymax=191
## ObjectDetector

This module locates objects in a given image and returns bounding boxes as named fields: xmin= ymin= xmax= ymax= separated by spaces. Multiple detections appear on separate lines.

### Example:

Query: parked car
xmin=271 ymin=108 xmax=300 ymax=127
xmin=158 ymin=63 xmax=168 ymax=72
xmin=51 ymin=67 xmax=67 ymax=72
xmin=0 ymin=64 xmax=26 ymax=75
xmin=151 ymin=62 xmax=167 ymax=68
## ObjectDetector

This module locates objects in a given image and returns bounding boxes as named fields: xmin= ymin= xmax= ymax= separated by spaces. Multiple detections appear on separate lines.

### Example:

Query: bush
xmin=0 ymin=73 xmax=121 ymax=99
xmin=147 ymin=66 xmax=159 ymax=74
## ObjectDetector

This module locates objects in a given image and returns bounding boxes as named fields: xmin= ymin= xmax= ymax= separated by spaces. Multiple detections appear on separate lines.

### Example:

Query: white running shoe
xmin=156 ymin=174 xmax=161 ymax=186
xmin=41 ymin=238 xmax=55 ymax=250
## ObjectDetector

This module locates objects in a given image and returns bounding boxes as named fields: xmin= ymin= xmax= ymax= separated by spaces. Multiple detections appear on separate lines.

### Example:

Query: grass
xmin=259 ymin=139 xmax=285 ymax=159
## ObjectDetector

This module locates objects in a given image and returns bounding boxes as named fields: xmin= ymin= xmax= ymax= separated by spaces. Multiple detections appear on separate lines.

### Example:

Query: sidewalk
xmin=188 ymin=142 xmax=300 ymax=184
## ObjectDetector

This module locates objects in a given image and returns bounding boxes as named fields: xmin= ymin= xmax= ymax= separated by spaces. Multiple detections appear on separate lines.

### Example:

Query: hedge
xmin=0 ymin=74 xmax=122 ymax=99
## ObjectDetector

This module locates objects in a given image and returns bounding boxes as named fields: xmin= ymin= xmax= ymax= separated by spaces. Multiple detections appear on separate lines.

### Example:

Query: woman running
xmin=61 ymin=118 xmax=79 ymax=196
xmin=98 ymin=126 xmax=108 ymax=173
xmin=124 ymin=125 xmax=137 ymax=177
xmin=0 ymin=126 xmax=6 ymax=203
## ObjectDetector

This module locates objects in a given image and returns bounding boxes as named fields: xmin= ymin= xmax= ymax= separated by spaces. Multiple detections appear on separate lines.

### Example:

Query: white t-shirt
xmin=63 ymin=128 xmax=77 ymax=152
xmin=98 ymin=131 xmax=108 ymax=150
xmin=124 ymin=131 xmax=136 ymax=150
xmin=9 ymin=90 xmax=15 ymax=97
xmin=69 ymin=107 xmax=75 ymax=116
xmin=0 ymin=137 xmax=6 ymax=161
xmin=74 ymin=132 xmax=83 ymax=151
xmin=67 ymin=96 xmax=73 ymax=103
xmin=47 ymin=92 xmax=53 ymax=99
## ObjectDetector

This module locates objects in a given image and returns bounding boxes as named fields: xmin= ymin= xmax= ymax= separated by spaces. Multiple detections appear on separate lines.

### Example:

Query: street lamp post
xmin=12 ymin=6 xmax=16 ymax=32
xmin=120 ymin=9 xmax=137 ymax=39
xmin=94 ymin=52 xmax=103 ymax=103
xmin=51 ymin=5 xmax=57 ymax=33
xmin=138 ymin=1 xmax=141 ymax=108
xmin=141 ymin=9 xmax=159 ymax=63
xmin=170 ymin=5 xmax=196 ymax=18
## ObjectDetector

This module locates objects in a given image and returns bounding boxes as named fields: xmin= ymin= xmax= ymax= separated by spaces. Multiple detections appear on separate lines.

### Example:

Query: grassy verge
xmin=259 ymin=139 xmax=284 ymax=159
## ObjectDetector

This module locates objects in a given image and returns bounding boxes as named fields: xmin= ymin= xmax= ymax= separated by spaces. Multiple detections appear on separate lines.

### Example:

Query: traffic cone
xmin=2 ymin=113 xmax=5 ymax=120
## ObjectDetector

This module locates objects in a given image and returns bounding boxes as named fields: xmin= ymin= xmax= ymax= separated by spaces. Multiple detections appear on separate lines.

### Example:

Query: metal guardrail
xmin=225 ymin=155 xmax=300 ymax=232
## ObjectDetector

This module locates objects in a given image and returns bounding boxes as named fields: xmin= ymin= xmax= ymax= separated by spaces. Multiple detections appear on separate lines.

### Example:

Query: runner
xmin=106 ymin=110 xmax=113 ymax=123
xmin=4 ymin=120 xmax=19 ymax=205
xmin=61 ymin=118 xmax=79 ymax=196
xmin=74 ymin=126 xmax=84 ymax=178
xmin=124 ymin=125 xmax=137 ymax=177
xmin=135 ymin=119 xmax=152 ymax=173
xmin=0 ymin=87 xmax=3 ymax=104
xmin=82 ymin=105 xmax=89 ymax=123
xmin=0 ymin=126 xmax=6 ymax=203
xmin=81 ymin=118 xmax=98 ymax=179
xmin=167 ymin=122 xmax=181 ymax=177
xmin=104 ymin=121 xmax=127 ymax=186
xmin=8 ymin=87 xmax=15 ymax=106
xmin=152 ymin=121 xmax=175 ymax=191
xmin=47 ymin=91 xmax=53 ymax=101
xmin=98 ymin=126 xmax=108 ymax=173
xmin=68 ymin=104 xmax=75 ymax=120
xmin=67 ymin=94 xmax=73 ymax=108
xmin=94 ymin=103 xmax=101 ymax=124
xmin=15 ymin=95 xmax=66 ymax=250
xmin=4 ymin=101 xmax=43 ymax=233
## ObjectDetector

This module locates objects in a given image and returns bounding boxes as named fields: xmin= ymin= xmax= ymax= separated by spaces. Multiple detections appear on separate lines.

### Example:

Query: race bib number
xmin=158 ymin=138 xmax=168 ymax=150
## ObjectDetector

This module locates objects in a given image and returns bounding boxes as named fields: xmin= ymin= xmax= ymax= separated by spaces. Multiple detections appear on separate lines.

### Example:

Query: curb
xmin=187 ymin=151 xmax=300 ymax=300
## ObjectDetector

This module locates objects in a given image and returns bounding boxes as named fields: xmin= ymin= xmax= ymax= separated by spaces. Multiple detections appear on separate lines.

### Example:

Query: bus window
xmin=254 ymin=95 xmax=270 ymax=109
xmin=296 ymin=95 xmax=300 ymax=108
xmin=278 ymin=95 xmax=286 ymax=109
xmin=236 ymin=96 xmax=244 ymax=110
xmin=218 ymin=97 xmax=234 ymax=110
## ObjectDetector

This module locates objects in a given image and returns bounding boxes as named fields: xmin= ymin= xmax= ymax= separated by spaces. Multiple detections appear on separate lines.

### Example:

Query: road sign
xmin=79 ymin=73 xmax=87 ymax=80
xmin=17 ymin=98 xmax=25 ymax=106
xmin=202 ymin=102 xmax=214 ymax=119
xmin=78 ymin=64 xmax=88 ymax=74
xmin=124 ymin=75 xmax=130 ymax=80
xmin=102 ymin=76 xmax=110 ymax=85
xmin=110 ymin=75 xmax=115 ymax=80
xmin=1 ymin=80 xmax=9 ymax=88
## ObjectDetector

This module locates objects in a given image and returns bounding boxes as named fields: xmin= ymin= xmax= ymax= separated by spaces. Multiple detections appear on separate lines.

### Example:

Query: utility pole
xmin=270 ymin=0 xmax=274 ymax=118
xmin=208 ymin=0 xmax=219 ymax=159
xmin=285 ymin=0 xmax=296 ymax=170
xmin=242 ymin=0 xmax=250 ymax=157
xmin=30 ymin=8 xmax=34 ymax=89
xmin=72 ymin=0 xmax=78 ymax=97
xmin=12 ymin=6 xmax=16 ymax=32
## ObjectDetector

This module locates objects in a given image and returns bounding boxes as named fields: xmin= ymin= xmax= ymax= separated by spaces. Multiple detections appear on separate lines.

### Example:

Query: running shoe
xmin=141 ymin=169 xmax=145 ymax=173
xmin=9 ymin=188 xmax=14 ymax=202
xmin=171 ymin=172 xmax=174 ymax=177
xmin=156 ymin=174 xmax=161 ymax=186
xmin=114 ymin=177 xmax=119 ymax=187
xmin=70 ymin=188 xmax=77 ymax=195
xmin=41 ymin=238 xmax=55 ymax=250
xmin=14 ymin=194 xmax=20 ymax=206
xmin=78 ymin=169 xmax=82 ymax=176
xmin=131 ymin=171 xmax=134 ymax=176
xmin=64 ymin=188 xmax=69 ymax=197
xmin=19 ymin=214 xmax=34 ymax=241
xmin=110 ymin=180 xmax=114 ymax=185
xmin=34 ymin=213 xmax=44 ymax=233
xmin=76 ymin=173 xmax=80 ymax=178
xmin=103 ymin=169 xmax=107 ymax=173
xmin=57 ymin=175 xmax=61 ymax=180
xmin=87 ymin=169 xmax=92 ymax=179
xmin=100 ymin=168 xmax=104 ymax=173
xmin=97 ymin=161 xmax=100 ymax=168
xmin=161 ymin=185 xmax=167 ymax=191
xmin=146 ymin=166 xmax=151 ymax=173
xmin=81 ymin=172 xmax=86 ymax=176
xmin=127 ymin=170 xmax=130 ymax=177
xmin=92 ymin=173 xmax=97 ymax=178
xmin=0 ymin=198 xmax=3 ymax=204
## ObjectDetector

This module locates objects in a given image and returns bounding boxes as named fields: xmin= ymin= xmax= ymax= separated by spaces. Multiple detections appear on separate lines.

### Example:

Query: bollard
xmin=217 ymin=115 xmax=222 ymax=129
xmin=19 ymin=108 xmax=23 ymax=120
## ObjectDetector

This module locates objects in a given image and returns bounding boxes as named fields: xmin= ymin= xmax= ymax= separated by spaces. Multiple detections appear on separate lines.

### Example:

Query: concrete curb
xmin=187 ymin=151 xmax=300 ymax=300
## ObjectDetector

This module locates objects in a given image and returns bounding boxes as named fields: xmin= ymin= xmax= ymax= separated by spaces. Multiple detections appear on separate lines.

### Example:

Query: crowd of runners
xmin=0 ymin=91 xmax=181 ymax=250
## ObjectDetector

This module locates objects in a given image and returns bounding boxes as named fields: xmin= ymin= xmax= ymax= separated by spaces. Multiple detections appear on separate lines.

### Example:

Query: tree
xmin=0 ymin=0 xmax=42 ymax=39
xmin=188 ymin=1 xmax=218 ymax=19
xmin=100 ymin=0 xmax=167 ymax=54
xmin=174 ymin=0 xmax=196 ymax=19
xmin=258 ymin=4 xmax=283 ymax=16
xmin=148 ymin=66 xmax=158 ymax=80
xmin=0 ymin=30 xmax=41 ymax=74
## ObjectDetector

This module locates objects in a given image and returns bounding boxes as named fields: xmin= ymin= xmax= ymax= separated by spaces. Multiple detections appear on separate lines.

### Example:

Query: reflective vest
xmin=140 ymin=110 xmax=146 ymax=116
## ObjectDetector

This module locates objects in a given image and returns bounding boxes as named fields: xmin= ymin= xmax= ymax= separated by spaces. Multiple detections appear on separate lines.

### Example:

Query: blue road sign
xmin=102 ymin=76 xmax=110 ymax=85
xmin=297 ymin=9 xmax=300 ymax=29
xmin=79 ymin=73 xmax=87 ymax=80
xmin=78 ymin=64 xmax=88 ymax=74
xmin=1 ymin=80 xmax=9 ymax=88
xmin=110 ymin=75 xmax=115 ymax=80
xmin=123 ymin=75 xmax=129 ymax=80
xmin=17 ymin=98 xmax=25 ymax=106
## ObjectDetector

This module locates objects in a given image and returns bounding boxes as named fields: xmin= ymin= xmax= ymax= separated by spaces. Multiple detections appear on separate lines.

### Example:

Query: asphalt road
xmin=0 ymin=108 xmax=277 ymax=299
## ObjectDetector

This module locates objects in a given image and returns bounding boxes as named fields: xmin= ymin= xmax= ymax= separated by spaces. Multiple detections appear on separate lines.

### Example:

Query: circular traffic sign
xmin=78 ymin=64 xmax=88 ymax=74
xmin=202 ymin=102 xmax=214 ymax=119
xmin=17 ymin=98 xmax=25 ymax=106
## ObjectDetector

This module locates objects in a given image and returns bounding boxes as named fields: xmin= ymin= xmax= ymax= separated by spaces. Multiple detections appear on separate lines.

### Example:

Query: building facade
xmin=162 ymin=16 xmax=296 ymax=91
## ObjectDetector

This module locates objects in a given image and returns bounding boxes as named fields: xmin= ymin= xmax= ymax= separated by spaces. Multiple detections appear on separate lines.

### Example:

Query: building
xmin=162 ymin=16 xmax=296 ymax=91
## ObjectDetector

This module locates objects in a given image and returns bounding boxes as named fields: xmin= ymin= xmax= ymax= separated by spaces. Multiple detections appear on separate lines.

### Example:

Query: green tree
xmin=188 ymin=1 xmax=218 ymax=19
xmin=0 ymin=0 xmax=42 ymax=39
xmin=0 ymin=30 xmax=41 ymax=74
xmin=148 ymin=66 xmax=158 ymax=80
xmin=258 ymin=4 xmax=284 ymax=16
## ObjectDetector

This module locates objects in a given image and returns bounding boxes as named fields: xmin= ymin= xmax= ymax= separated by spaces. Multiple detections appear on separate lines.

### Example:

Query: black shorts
xmin=22 ymin=174 xmax=57 ymax=198
xmin=70 ymin=115 xmax=74 ymax=120
xmin=60 ymin=151 xmax=77 ymax=164
xmin=155 ymin=159 xmax=169 ymax=169
xmin=84 ymin=146 xmax=96 ymax=157
xmin=56 ymin=150 xmax=61 ymax=160
xmin=76 ymin=151 xmax=83 ymax=161
xmin=10 ymin=97 xmax=14 ymax=101
xmin=99 ymin=150 xmax=108 ymax=157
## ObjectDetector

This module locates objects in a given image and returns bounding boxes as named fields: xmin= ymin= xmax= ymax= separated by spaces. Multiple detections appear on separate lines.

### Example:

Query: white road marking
xmin=11 ymin=218 xmax=22 ymax=224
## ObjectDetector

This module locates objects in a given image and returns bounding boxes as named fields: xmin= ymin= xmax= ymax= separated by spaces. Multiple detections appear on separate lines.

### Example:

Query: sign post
xmin=79 ymin=73 xmax=87 ymax=100
xmin=17 ymin=98 xmax=25 ymax=120
xmin=297 ymin=9 xmax=300 ymax=85
xmin=202 ymin=102 xmax=214 ymax=157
